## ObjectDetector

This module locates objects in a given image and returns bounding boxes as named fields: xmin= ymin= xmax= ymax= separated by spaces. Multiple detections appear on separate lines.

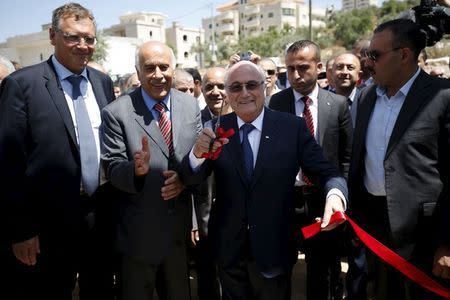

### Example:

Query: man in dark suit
xmin=269 ymin=40 xmax=353 ymax=300
xmin=0 ymin=3 xmax=117 ymax=299
xmin=101 ymin=41 xmax=202 ymax=300
xmin=349 ymin=19 xmax=450 ymax=299
xmin=186 ymin=61 xmax=348 ymax=300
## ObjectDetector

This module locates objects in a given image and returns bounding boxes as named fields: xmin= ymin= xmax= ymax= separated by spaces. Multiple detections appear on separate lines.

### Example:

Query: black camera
xmin=400 ymin=0 xmax=450 ymax=46
xmin=239 ymin=51 xmax=252 ymax=61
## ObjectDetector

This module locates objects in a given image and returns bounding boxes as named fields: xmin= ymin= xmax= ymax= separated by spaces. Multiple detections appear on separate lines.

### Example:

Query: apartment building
xmin=202 ymin=0 xmax=326 ymax=44
xmin=341 ymin=0 xmax=377 ymax=11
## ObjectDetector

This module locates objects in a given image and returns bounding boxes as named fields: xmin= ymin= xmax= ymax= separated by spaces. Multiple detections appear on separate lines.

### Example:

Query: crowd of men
xmin=0 ymin=2 xmax=449 ymax=300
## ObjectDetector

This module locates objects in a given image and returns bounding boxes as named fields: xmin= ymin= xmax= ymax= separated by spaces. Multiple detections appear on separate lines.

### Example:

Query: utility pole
xmin=211 ymin=2 xmax=217 ymax=65
xmin=309 ymin=0 xmax=312 ymax=40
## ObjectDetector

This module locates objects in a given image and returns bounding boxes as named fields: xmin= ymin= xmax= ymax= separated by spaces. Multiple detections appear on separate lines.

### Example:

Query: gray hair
xmin=0 ymin=55 xmax=16 ymax=74
xmin=224 ymin=61 xmax=266 ymax=87
xmin=52 ymin=3 xmax=96 ymax=31
xmin=172 ymin=69 xmax=194 ymax=87
xmin=135 ymin=43 xmax=176 ymax=72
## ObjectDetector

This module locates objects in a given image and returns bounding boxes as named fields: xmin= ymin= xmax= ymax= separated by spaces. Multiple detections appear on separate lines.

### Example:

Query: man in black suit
xmin=0 ymin=3 xmax=116 ymax=299
xmin=101 ymin=41 xmax=202 ymax=300
xmin=269 ymin=40 xmax=353 ymax=300
xmin=186 ymin=61 xmax=348 ymax=300
xmin=349 ymin=19 xmax=450 ymax=299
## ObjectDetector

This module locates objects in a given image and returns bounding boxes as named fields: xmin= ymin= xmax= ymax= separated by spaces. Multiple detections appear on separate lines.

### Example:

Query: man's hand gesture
xmin=134 ymin=136 xmax=150 ymax=176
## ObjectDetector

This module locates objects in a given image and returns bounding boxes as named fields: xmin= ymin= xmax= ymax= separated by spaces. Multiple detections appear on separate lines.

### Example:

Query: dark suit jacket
xmin=184 ymin=109 xmax=347 ymax=271
xmin=101 ymin=87 xmax=202 ymax=264
xmin=269 ymin=87 xmax=353 ymax=180
xmin=0 ymin=57 xmax=115 ymax=244
xmin=349 ymin=71 xmax=450 ymax=258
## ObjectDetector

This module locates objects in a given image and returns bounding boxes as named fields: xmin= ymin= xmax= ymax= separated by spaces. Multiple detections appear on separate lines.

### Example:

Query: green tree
xmin=378 ymin=0 xmax=419 ymax=23
xmin=91 ymin=32 xmax=108 ymax=63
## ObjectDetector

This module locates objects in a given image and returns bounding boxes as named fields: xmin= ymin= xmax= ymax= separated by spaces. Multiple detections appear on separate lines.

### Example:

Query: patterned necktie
xmin=241 ymin=123 xmax=255 ymax=183
xmin=66 ymin=75 xmax=99 ymax=196
xmin=301 ymin=96 xmax=314 ymax=186
xmin=154 ymin=102 xmax=174 ymax=156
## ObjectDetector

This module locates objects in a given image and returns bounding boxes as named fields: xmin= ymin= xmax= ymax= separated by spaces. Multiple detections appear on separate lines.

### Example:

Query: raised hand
xmin=134 ymin=136 xmax=150 ymax=176
xmin=193 ymin=128 xmax=229 ymax=158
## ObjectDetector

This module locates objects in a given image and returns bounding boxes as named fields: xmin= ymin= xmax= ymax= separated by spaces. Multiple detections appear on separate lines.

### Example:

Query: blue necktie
xmin=67 ymin=75 xmax=99 ymax=196
xmin=241 ymin=123 xmax=255 ymax=183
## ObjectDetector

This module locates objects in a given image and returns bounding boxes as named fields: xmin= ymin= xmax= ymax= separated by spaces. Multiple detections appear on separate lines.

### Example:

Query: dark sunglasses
xmin=226 ymin=80 xmax=264 ymax=93
xmin=265 ymin=69 xmax=276 ymax=75
xmin=362 ymin=47 xmax=402 ymax=62
xmin=57 ymin=29 xmax=97 ymax=46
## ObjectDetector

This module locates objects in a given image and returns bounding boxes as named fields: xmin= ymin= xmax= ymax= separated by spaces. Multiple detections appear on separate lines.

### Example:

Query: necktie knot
xmin=67 ymin=75 xmax=84 ymax=99
xmin=241 ymin=123 xmax=255 ymax=136
xmin=301 ymin=96 xmax=311 ymax=106
xmin=154 ymin=102 xmax=166 ymax=114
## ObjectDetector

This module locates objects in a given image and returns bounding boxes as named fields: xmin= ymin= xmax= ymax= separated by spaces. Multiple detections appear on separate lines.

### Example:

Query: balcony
xmin=244 ymin=5 xmax=260 ymax=16
xmin=219 ymin=11 xmax=234 ymax=21
xmin=244 ymin=17 xmax=260 ymax=28
xmin=218 ymin=23 xmax=235 ymax=33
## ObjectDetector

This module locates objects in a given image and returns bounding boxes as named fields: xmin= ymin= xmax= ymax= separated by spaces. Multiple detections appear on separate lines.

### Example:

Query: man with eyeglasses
xmin=269 ymin=40 xmax=353 ymax=300
xmin=257 ymin=58 xmax=280 ymax=105
xmin=184 ymin=61 xmax=348 ymax=299
xmin=349 ymin=19 xmax=450 ymax=299
xmin=0 ymin=3 xmax=118 ymax=300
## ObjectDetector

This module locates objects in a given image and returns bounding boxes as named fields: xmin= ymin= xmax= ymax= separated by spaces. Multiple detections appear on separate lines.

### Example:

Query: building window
xmin=261 ymin=14 xmax=263 ymax=18
xmin=282 ymin=8 xmax=295 ymax=16
xmin=149 ymin=31 xmax=153 ymax=37
xmin=184 ymin=52 xmax=189 ymax=58
xmin=268 ymin=12 xmax=274 ymax=18
xmin=152 ymin=18 xmax=155 ymax=22
xmin=209 ymin=24 xmax=212 ymax=29
xmin=40 ymin=53 xmax=43 ymax=61
xmin=261 ymin=27 xmax=264 ymax=31
xmin=196 ymin=36 xmax=201 ymax=43
xmin=183 ymin=35 xmax=187 ymax=42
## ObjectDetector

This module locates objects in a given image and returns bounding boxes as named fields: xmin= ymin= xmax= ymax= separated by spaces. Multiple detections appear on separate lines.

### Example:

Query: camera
xmin=239 ymin=51 xmax=252 ymax=61
xmin=400 ymin=0 xmax=450 ymax=46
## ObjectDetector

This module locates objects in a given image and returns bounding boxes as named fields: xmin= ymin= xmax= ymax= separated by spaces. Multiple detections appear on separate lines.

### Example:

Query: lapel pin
xmin=265 ymin=136 xmax=270 ymax=139
xmin=327 ymin=102 xmax=331 ymax=106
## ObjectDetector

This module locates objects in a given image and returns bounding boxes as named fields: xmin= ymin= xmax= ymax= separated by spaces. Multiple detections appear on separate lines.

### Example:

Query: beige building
xmin=341 ymin=0 xmax=377 ymax=11
xmin=202 ymin=0 xmax=326 ymax=44
xmin=0 ymin=11 xmax=205 ymax=76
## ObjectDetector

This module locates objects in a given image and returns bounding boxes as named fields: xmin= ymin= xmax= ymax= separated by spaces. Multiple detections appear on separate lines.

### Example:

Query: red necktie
xmin=301 ymin=96 xmax=314 ymax=185
xmin=154 ymin=102 xmax=174 ymax=156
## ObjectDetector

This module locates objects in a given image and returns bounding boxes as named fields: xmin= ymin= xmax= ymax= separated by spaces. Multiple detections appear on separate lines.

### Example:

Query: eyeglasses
xmin=265 ymin=69 xmax=276 ymax=76
xmin=362 ymin=47 xmax=402 ymax=62
xmin=226 ymin=80 xmax=264 ymax=93
xmin=57 ymin=29 xmax=97 ymax=46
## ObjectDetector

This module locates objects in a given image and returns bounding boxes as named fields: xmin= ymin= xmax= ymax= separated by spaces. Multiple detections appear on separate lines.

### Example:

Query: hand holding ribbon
xmin=193 ymin=127 xmax=232 ymax=160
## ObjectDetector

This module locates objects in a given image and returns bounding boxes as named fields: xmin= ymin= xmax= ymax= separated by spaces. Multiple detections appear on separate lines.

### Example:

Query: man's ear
xmin=316 ymin=61 xmax=323 ymax=74
xmin=49 ymin=27 xmax=56 ymax=46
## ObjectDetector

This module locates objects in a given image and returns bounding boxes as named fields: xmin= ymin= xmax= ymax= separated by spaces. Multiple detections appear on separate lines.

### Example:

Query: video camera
xmin=400 ymin=0 xmax=450 ymax=46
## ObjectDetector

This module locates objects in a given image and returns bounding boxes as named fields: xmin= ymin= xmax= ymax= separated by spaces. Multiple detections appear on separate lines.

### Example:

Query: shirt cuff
xmin=326 ymin=188 xmax=347 ymax=210
xmin=189 ymin=148 xmax=205 ymax=171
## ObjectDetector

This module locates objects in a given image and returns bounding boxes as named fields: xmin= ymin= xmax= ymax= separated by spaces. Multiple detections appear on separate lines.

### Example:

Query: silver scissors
xmin=208 ymin=98 xmax=225 ymax=154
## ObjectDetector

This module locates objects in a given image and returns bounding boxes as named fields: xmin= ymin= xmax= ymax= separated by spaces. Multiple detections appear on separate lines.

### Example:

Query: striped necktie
xmin=154 ymin=102 xmax=174 ymax=156
xmin=301 ymin=96 xmax=314 ymax=186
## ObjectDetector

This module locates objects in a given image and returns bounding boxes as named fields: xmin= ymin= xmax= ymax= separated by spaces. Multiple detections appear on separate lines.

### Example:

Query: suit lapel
xmin=286 ymin=88 xmax=296 ymax=114
xmin=353 ymin=86 xmax=377 ymax=164
xmin=132 ymin=88 xmax=169 ymax=157
xmin=170 ymin=90 xmax=182 ymax=153
xmin=44 ymin=59 xmax=78 ymax=149
xmin=250 ymin=108 xmax=275 ymax=190
xmin=385 ymin=71 xmax=433 ymax=158
xmin=87 ymin=68 xmax=109 ymax=109
xmin=317 ymin=89 xmax=332 ymax=146
xmin=222 ymin=114 xmax=247 ymax=185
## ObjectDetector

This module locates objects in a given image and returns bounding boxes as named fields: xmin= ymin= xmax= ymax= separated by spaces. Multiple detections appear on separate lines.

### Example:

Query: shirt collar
xmin=236 ymin=108 xmax=265 ymax=132
xmin=348 ymin=87 xmax=357 ymax=102
xmin=292 ymin=83 xmax=319 ymax=105
xmin=51 ymin=55 xmax=88 ymax=81
xmin=141 ymin=88 xmax=171 ymax=112
xmin=376 ymin=67 xmax=421 ymax=98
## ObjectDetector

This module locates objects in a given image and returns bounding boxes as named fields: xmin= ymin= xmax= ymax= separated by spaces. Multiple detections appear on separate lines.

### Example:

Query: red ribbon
xmin=301 ymin=212 xmax=450 ymax=299
xmin=200 ymin=127 xmax=235 ymax=160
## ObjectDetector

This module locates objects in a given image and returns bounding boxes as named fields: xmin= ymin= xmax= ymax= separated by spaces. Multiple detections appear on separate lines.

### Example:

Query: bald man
xmin=101 ymin=41 xmax=202 ymax=300
xmin=173 ymin=69 xmax=195 ymax=96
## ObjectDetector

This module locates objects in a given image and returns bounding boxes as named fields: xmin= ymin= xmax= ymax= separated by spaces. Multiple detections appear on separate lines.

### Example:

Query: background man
xmin=101 ymin=41 xmax=202 ymax=300
xmin=0 ymin=3 xmax=117 ymax=299
xmin=257 ymin=58 xmax=280 ymax=105
xmin=187 ymin=61 xmax=348 ymax=300
xmin=185 ymin=67 xmax=206 ymax=109
xmin=332 ymin=52 xmax=362 ymax=126
xmin=173 ymin=68 xmax=195 ymax=96
xmin=269 ymin=40 xmax=353 ymax=300
xmin=349 ymin=19 xmax=450 ymax=299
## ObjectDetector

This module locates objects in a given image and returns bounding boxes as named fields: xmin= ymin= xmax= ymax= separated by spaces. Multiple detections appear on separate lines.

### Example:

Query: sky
xmin=0 ymin=0 xmax=345 ymax=42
